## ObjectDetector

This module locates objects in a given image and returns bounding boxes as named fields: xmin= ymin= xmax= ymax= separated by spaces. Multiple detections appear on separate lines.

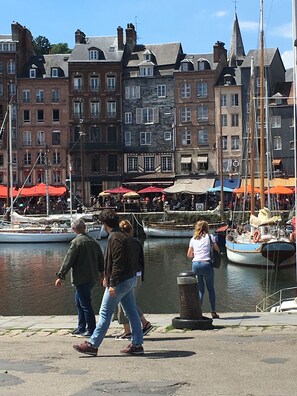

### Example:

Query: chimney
xmin=213 ymin=41 xmax=227 ymax=63
xmin=117 ymin=26 xmax=124 ymax=50
xmin=125 ymin=23 xmax=137 ymax=52
xmin=75 ymin=29 xmax=86 ymax=44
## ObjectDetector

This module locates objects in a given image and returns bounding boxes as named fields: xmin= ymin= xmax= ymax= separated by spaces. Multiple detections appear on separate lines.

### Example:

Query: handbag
xmin=208 ymin=234 xmax=221 ymax=269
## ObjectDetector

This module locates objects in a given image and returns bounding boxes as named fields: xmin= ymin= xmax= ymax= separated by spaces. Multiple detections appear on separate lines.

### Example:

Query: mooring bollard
xmin=172 ymin=271 xmax=213 ymax=330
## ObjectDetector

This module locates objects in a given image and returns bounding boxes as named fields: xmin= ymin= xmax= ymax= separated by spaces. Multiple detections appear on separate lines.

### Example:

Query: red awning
xmin=20 ymin=184 xmax=66 ymax=197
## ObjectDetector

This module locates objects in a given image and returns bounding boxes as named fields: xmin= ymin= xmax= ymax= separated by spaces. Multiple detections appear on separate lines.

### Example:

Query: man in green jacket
xmin=55 ymin=218 xmax=104 ymax=337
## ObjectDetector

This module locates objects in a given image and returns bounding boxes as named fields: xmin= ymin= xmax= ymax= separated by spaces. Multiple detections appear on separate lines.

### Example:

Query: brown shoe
xmin=73 ymin=341 xmax=98 ymax=356
xmin=211 ymin=312 xmax=220 ymax=319
xmin=120 ymin=343 xmax=144 ymax=355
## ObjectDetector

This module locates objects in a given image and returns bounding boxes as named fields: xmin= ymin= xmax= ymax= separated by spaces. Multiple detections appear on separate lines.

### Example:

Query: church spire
xmin=228 ymin=12 xmax=245 ymax=67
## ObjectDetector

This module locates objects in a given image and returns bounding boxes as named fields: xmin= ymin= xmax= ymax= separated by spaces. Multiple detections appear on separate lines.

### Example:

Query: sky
xmin=1 ymin=0 xmax=295 ymax=69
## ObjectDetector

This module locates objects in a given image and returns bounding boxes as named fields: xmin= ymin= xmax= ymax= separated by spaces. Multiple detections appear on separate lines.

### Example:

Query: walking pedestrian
xmin=55 ymin=218 xmax=104 ymax=337
xmin=73 ymin=209 xmax=144 ymax=356
xmin=114 ymin=219 xmax=153 ymax=340
xmin=187 ymin=220 xmax=220 ymax=319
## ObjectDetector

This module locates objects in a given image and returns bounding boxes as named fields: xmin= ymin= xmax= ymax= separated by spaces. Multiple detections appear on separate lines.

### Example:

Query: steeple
xmin=228 ymin=12 xmax=245 ymax=66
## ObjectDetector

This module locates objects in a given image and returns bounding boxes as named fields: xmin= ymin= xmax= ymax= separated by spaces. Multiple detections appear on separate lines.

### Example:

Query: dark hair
xmin=99 ymin=209 xmax=119 ymax=228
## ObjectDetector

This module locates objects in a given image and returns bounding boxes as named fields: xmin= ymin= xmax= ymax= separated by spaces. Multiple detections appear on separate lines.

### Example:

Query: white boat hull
xmin=143 ymin=224 xmax=193 ymax=238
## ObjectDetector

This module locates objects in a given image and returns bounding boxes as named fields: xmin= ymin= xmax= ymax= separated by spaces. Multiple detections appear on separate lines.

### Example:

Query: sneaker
xmin=83 ymin=330 xmax=93 ymax=337
xmin=115 ymin=332 xmax=131 ymax=340
xmin=142 ymin=323 xmax=153 ymax=336
xmin=73 ymin=341 xmax=98 ymax=356
xmin=120 ymin=343 xmax=144 ymax=355
xmin=71 ymin=328 xmax=86 ymax=337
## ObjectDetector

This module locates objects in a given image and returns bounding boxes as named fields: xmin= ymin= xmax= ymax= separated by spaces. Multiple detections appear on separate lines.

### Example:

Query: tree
xmin=50 ymin=43 xmax=72 ymax=54
xmin=33 ymin=36 xmax=51 ymax=55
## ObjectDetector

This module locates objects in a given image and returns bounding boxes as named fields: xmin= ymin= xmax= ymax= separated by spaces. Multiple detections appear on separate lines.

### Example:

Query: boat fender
xmin=253 ymin=229 xmax=261 ymax=242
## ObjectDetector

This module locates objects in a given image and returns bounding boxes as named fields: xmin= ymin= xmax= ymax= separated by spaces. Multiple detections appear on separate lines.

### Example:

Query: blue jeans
xmin=89 ymin=276 xmax=143 ymax=348
xmin=192 ymin=261 xmax=216 ymax=312
xmin=75 ymin=283 xmax=96 ymax=333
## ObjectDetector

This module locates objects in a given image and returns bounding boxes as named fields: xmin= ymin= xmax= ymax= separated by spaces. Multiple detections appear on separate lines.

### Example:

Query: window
xmin=51 ymin=68 xmax=58 ymax=77
xmin=161 ymin=156 xmax=172 ymax=172
xmin=22 ymin=90 xmax=30 ymax=103
xmin=23 ymin=131 xmax=32 ymax=146
xmin=0 ymin=155 xmax=3 ymax=166
xmin=37 ymin=151 xmax=46 ymax=164
xmin=108 ymin=154 xmax=117 ymax=172
xmin=53 ymin=171 xmax=61 ymax=183
xmin=37 ymin=131 xmax=45 ymax=145
xmin=8 ymin=61 xmax=16 ymax=74
xmin=144 ymin=157 xmax=155 ymax=172
xmin=52 ymin=151 xmax=61 ymax=165
xmin=90 ymin=101 xmax=100 ymax=117
xmin=271 ymin=115 xmax=281 ymax=128
xmin=274 ymin=136 xmax=282 ymax=150
xmin=107 ymin=101 xmax=116 ymax=117
xmin=37 ymin=171 xmax=45 ymax=183
xmin=197 ymin=105 xmax=208 ymax=121
xmin=0 ymin=83 xmax=3 ymax=96
xmin=181 ymin=157 xmax=192 ymax=173
xmin=23 ymin=110 xmax=30 ymax=123
xmin=290 ymin=140 xmax=294 ymax=150
xmin=197 ymin=157 xmax=208 ymax=171
xmin=52 ymin=109 xmax=59 ymax=123
xmin=73 ymin=76 xmax=83 ymax=91
xmin=139 ymin=66 xmax=153 ymax=77
xmin=91 ymin=156 xmax=100 ymax=172
xmin=140 ymin=132 xmax=151 ymax=145
xmin=231 ymin=93 xmax=239 ymax=106
xmin=0 ymin=62 xmax=2 ymax=74
xmin=136 ymin=108 xmax=159 ymax=124
xmin=52 ymin=130 xmax=60 ymax=145
xmin=107 ymin=126 xmax=117 ymax=143
xmin=89 ymin=76 xmax=99 ymax=91
xmin=23 ymin=171 xmax=32 ymax=184
xmin=37 ymin=109 xmax=44 ymax=122
xmin=106 ymin=76 xmax=116 ymax=90
xmin=231 ymin=114 xmax=239 ymax=127
xmin=125 ymin=85 xmax=140 ymax=99
xmin=182 ymin=129 xmax=191 ymax=145
xmin=8 ymin=83 xmax=16 ymax=96
xmin=51 ymin=89 xmax=60 ymax=102
xmin=221 ymin=114 xmax=227 ymax=127
xmin=164 ymin=131 xmax=172 ymax=140
xmin=90 ymin=127 xmax=100 ymax=142
xmin=23 ymin=152 xmax=31 ymax=165
xmin=231 ymin=135 xmax=240 ymax=150
xmin=29 ymin=68 xmax=36 ymax=78
xmin=198 ymin=129 xmax=208 ymax=145
xmin=222 ymin=136 xmax=228 ymax=150
xmin=128 ymin=156 xmax=138 ymax=172
xmin=89 ymin=49 xmax=99 ymax=60
xmin=125 ymin=131 xmax=131 ymax=146
xmin=125 ymin=112 xmax=132 ymax=124
xmin=220 ymin=94 xmax=227 ymax=106
xmin=73 ymin=101 xmax=83 ymax=117
xmin=181 ymin=107 xmax=191 ymax=122
xmin=181 ymin=83 xmax=191 ymax=98
xmin=36 ymin=89 xmax=44 ymax=103
xmin=197 ymin=82 xmax=207 ymax=97
xmin=157 ymin=85 xmax=166 ymax=97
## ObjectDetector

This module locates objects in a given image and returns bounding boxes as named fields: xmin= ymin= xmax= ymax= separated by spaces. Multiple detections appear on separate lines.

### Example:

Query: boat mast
xmin=249 ymin=57 xmax=256 ymax=215
xmin=219 ymin=90 xmax=224 ymax=220
xmin=293 ymin=0 xmax=297 ymax=280
xmin=8 ymin=102 xmax=14 ymax=215
xmin=259 ymin=0 xmax=265 ymax=208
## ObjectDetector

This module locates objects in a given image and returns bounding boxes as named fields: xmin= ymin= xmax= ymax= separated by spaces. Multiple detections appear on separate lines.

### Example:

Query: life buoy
xmin=253 ymin=229 xmax=261 ymax=243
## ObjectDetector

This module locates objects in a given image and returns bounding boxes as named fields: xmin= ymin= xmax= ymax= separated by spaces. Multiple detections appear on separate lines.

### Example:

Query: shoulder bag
xmin=208 ymin=234 xmax=221 ymax=269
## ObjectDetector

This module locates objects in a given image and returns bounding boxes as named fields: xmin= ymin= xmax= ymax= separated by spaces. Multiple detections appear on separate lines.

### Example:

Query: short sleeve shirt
xmin=189 ymin=234 xmax=215 ymax=262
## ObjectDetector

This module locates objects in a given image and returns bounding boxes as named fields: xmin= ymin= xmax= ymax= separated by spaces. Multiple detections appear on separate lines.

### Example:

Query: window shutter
xmin=153 ymin=108 xmax=159 ymax=123
xmin=136 ymin=86 xmax=140 ymax=99
xmin=125 ymin=87 xmax=130 ymax=99
xmin=136 ymin=108 xmax=142 ymax=124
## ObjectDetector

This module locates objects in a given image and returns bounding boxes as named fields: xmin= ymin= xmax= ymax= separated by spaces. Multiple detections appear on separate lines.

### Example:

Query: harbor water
xmin=0 ymin=238 xmax=296 ymax=316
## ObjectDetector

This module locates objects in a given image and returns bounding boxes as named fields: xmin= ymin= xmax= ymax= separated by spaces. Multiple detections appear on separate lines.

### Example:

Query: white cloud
xmin=240 ymin=21 xmax=259 ymax=32
xmin=281 ymin=50 xmax=294 ymax=69
xmin=215 ymin=10 xmax=227 ymax=18
xmin=271 ymin=23 xmax=292 ymax=39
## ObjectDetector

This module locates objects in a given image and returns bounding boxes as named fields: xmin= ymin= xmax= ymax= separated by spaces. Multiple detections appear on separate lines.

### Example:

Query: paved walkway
xmin=1 ymin=313 xmax=297 ymax=396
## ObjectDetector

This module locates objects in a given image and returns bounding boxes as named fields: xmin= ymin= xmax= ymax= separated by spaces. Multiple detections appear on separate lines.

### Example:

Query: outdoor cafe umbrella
xmin=123 ymin=191 xmax=140 ymax=199
xmin=105 ymin=186 xmax=134 ymax=194
xmin=233 ymin=185 xmax=261 ymax=194
xmin=21 ymin=184 xmax=66 ymax=197
xmin=98 ymin=191 xmax=110 ymax=197
xmin=264 ymin=185 xmax=294 ymax=195
xmin=137 ymin=186 xmax=164 ymax=194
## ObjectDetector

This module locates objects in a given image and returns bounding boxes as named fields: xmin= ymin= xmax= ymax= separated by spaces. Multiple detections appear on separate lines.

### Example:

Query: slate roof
xmin=182 ymin=53 xmax=216 ymax=70
xmin=241 ymin=48 xmax=280 ymax=68
xmin=69 ymin=36 xmax=124 ymax=62
xmin=44 ymin=54 xmax=69 ymax=77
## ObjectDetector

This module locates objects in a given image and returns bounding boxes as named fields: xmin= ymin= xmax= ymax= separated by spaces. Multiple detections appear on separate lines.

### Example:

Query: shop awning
xmin=272 ymin=159 xmax=282 ymax=166
xmin=181 ymin=156 xmax=192 ymax=164
xmin=163 ymin=178 xmax=214 ymax=194
xmin=197 ymin=156 xmax=208 ymax=163
xmin=214 ymin=178 xmax=241 ymax=189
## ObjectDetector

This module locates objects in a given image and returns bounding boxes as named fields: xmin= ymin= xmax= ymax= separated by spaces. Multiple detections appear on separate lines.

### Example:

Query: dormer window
xmin=143 ymin=49 xmax=153 ymax=62
xmin=30 ymin=68 xmax=36 ymax=78
xmin=51 ymin=68 xmax=58 ymax=77
xmin=139 ymin=66 xmax=153 ymax=77
xmin=197 ymin=58 xmax=211 ymax=71
xmin=181 ymin=62 xmax=189 ymax=72
xmin=89 ymin=49 xmax=99 ymax=60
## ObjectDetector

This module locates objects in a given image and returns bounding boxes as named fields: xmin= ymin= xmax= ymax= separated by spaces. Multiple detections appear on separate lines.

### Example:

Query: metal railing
xmin=256 ymin=286 xmax=297 ymax=312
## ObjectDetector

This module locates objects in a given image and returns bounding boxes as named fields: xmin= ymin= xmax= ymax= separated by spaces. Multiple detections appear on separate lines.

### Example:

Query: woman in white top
xmin=187 ymin=220 xmax=220 ymax=319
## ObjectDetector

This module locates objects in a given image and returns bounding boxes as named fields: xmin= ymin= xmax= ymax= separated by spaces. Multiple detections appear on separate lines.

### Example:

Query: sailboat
xmin=225 ymin=0 xmax=296 ymax=268
xmin=0 ymin=104 xmax=101 ymax=243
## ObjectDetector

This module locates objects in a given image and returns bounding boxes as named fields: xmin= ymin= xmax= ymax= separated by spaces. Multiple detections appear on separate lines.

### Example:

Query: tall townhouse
xmin=240 ymin=48 xmax=286 ymax=181
xmin=18 ymin=54 xmax=69 ymax=187
xmin=122 ymin=24 xmax=183 ymax=189
xmin=173 ymin=41 xmax=227 ymax=193
xmin=68 ymin=28 xmax=124 ymax=206
xmin=0 ymin=22 xmax=34 ymax=187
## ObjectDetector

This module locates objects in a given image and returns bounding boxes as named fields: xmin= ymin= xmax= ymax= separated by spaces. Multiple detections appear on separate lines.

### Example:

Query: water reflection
xmin=0 ymin=239 xmax=296 ymax=316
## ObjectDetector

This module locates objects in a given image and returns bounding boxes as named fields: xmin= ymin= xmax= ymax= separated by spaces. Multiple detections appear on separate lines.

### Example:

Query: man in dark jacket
xmin=73 ymin=209 xmax=144 ymax=356
xmin=55 ymin=218 xmax=104 ymax=337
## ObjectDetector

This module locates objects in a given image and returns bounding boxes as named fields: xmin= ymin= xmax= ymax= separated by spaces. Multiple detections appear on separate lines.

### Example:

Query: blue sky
xmin=1 ymin=0 xmax=294 ymax=68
